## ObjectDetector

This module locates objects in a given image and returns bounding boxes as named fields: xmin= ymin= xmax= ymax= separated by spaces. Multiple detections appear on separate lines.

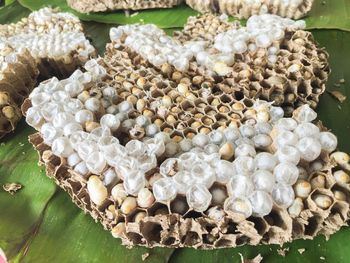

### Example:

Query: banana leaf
xmin=18 ymin=0 xmax=350 ymax=31
xmin=1 ymin=1 xmax=350 ymax=263
xmin=4 ymin=0 xmax=15 ymax=6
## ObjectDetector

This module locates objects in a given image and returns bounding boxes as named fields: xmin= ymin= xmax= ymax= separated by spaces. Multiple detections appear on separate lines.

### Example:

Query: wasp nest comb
xmin=67 ymin=0 xmax=183 ymax=13
xmin=109 ymin=14 xmax=329 ymax=116
xmin=0 ymin=44 xmax=38 ymax=138
xmin=23 ymin=25 xmax=349 ymax=248
xmin=0 ymin=7 xmax=96 ymax=138
xmin=186 ymin=0 xmax=314 ymax=19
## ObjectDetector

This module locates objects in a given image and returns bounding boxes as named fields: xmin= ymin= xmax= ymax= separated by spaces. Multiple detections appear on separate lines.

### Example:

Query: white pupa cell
xmin=75 ymin=109 xmax=94 ymax=124
xmin=178 ymin=152 xmax=198 ymax=169
xmin=190 ymin=161 xmax=216 ymax=188
xmin=52 ymin=136 xmax=74 ymax=158
xmin=64 ymin=81 xmax=84 ymax=97
xmin=253 ymin=134 xmax=272 ymax=148
xmin=67 ymin=152 xmax=82 ymax=167
xmin=207 ymin=206 xmax=226 ymax=221
xmin=86 ymin=151 xmax=107 ymax=174
xmin=160 ymin=158 xmax=179 ymax=177
xmin=63 ymin=99 xmax=84 ymax=114
xmin=179 ymin=138 xmax=193 ymax=152
xmin=123 ymin=170 xmax=146 ymax=196
xmin=272 ymin=183 xmax=295 ymax=208
xmin=30 ymin=91 xmax=51 ymax=107
xmin=173 ymin=170 xmax=194 ymax=195
xmin=318 ymin=131 xmax=338 ymax=153
xmin=192 ymin=133 xmax=210 ymax=148
xmin=145 ymin=124 xmax=159 ymax=137
xmin=165 ymin=141 xmax=180 ymax=157
xmin=204 ymin=144 xmax=220 ymax=155
xmin=103 ymin=168 xmax=120 ymax=187
xmin=252 ymin=170 xmax=275 ymax=192
xmin=89 ymin=127 xmax=111 ymax=140
xmin=239 ymin=124 xmax=255 ymax=138
xmin=293 ymin=104 xmax=317 ymax=123
xmin=276 ymin=145 xmax=300 ymax=165
xmin=26 ymin=107 xmax=44 ymax=129
xmin=69 ymin=131 xmax=89 ymax=148
xmin=186 ymin=184 xmax=212 ymax=212
xmin=135 ymin=115 xmax=150 ymax=127
xmin=208 ymin=130 xmax=225 ymax=145
xmin=41 ymin=123 xmax=63 ymax=145
xmin=115 ymin=157 xmax=139 ymax=180
xmin=235 ymin=143 xmax=256 ymax=158
xmin=255 ymin=152 xmax=277 ymax=171
xmin=77 ymin=140 xmax=99 ymax=160
xmin=144 ymin=137 xmax=165 ymax=157
xmin=100 ymin=114 xmax=121 ymax=132
xmin=125 ymin=140 xmax=147 ymax=157
xmin=41 ymin=102 xmax=62 ymax=122
xmin=228 ymin=175 xmax=254 ymax=198
xmin=224 ymin=196 xmax=252 ymax=219
xmin=84 ymin=98 xmax=101 ymax=112
xmin=294 ymin=123 xmax=320 ymax=138
xmin=234 ymin=156 xmax=256 ymax=175
xmin=63 ymin=122 xmax=83 ymax=137
xmin=255 ymin=122 xmax=273 ymax=135
xmin=276 ymin=118 xmax=298 ymax=131
xmin=269 ymin=106 xmax=284 ymax=122
xmin=223 ymin=127 xmax=241 ymax=142
xmin=274 ymin=162 xmax=299 ymax=185
xmin=118 ymin=101 xmax=133 ymax=113
xmin=138 ymin=154 xmax=157 ymax=173
xmin=297 ymin=137 xmax=322 ymax=162
xmin=98 ymin=136 xmax=119 ymax=150
xmin=213 ymin=159 xmax=236 ymax=184
xmin=249 ymin=190 xmax=273 ymax=217
xmin=103 ymin=143 xmax=128 ymax=167
xmin=74 ymin=161 xmax=89 ymax=176
xmin=51 ymin=90 xmax=70 ymax=102
xmin=153 ymin=177 xmax=177 ymax=202
xmin=275 ymin=130 xmax=298 ymax=147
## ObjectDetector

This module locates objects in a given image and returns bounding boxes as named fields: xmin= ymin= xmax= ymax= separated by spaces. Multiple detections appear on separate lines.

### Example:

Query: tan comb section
xmin=186 ymin=0 xmax=314 ymax=19
xmin=67 ymin=0 xmax=183 ymax=13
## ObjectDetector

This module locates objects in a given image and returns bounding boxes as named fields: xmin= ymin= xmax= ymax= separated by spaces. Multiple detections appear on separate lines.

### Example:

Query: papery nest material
xmin=22 ymin=52 xmax=350 ymax=249
xmin=67 ymin=0 xmax=183 ymax=13
xmin=186 ymin=0 xmax=314 ymax=19
xmin=0 ymin=8 xmax=96 ymax=138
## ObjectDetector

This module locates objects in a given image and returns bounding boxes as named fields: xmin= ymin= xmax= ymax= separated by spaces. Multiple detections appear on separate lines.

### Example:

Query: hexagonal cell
xmin=181 ymin=231 xmax=201 ymax=246
xmin=170 ymin=195 xmax=189 ymax=215
xmin=263 ymin=208 xmax=289 ymax=231
xmin=247 ymin=217 xmax=268 ymax=236
xmin=140 ymin=221 xmax=163 ymax=244
xmin=304 ymin=215 xmax=323 ymax=237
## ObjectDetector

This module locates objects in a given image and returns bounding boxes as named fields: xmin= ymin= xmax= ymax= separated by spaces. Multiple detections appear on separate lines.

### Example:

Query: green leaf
xmin=18 ymin=0 xmax=198 ymax=29
xmin=305 ymin=0 xmax=350 ymax=31
xmin=0 ymin=1 xmax=30 ymax=22
xmin=0 ymin=121 xmax=57 ymax=261
xmin=4 ymin=0 xmax=15 ymax=6
xmin=1 ymin=2 xmax=350 ymax=263
xmin=18 ymin=0 xmax=350 ymax=31
xmin=17 ymin=190 xmax=174 ymax=263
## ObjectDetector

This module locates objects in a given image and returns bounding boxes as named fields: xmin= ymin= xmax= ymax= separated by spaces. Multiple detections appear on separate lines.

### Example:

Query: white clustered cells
xmin=1 ymin=8 xmax=95 ymax=63
xmin=109 ymin=14 xmax=306 ymax=75
xmin=25 ymin=25 xmax=340 ymax=220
